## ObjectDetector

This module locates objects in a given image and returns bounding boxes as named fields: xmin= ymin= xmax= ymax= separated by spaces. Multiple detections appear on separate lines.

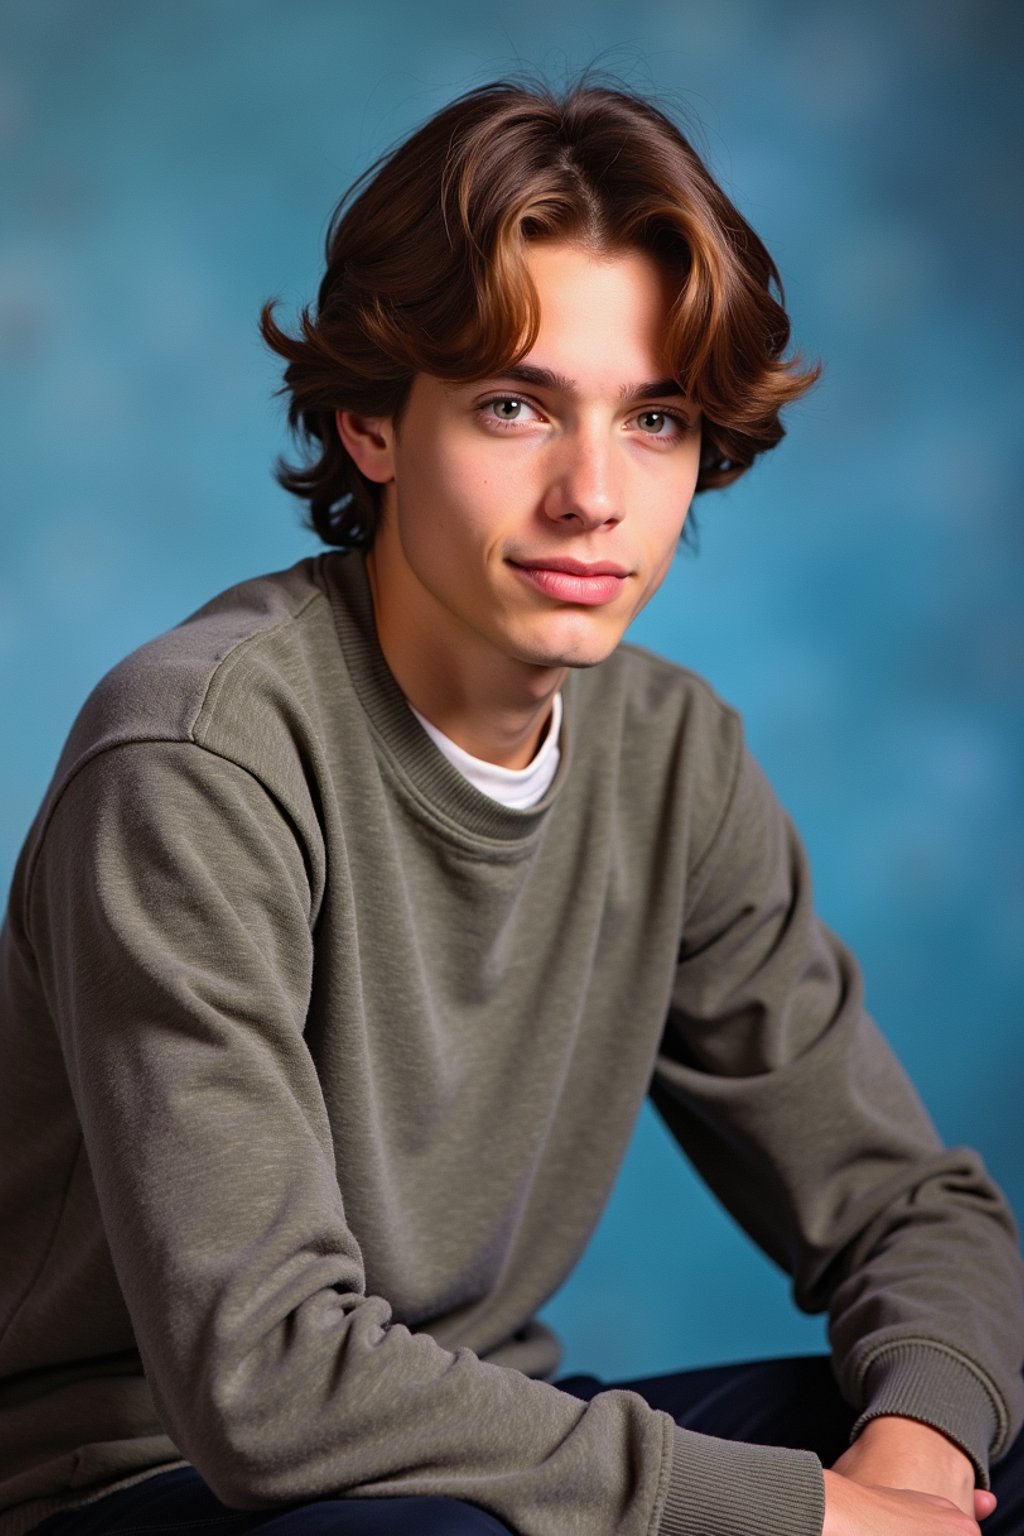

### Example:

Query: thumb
xmin=975 ymin=1488 xmax=998 ymax=1521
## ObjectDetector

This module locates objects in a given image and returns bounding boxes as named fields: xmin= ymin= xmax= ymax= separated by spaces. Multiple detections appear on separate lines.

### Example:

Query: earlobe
xmin=335 ymin=409 xmax=396 ymax=485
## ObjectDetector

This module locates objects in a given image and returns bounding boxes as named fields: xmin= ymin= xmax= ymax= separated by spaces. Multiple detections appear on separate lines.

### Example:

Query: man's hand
xmin=822 ymin=1415 xmax=998 ymax=1533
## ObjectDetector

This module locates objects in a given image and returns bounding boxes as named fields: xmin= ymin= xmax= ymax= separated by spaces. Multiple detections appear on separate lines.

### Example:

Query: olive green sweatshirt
xmin=1 ymin=552 xmax=1021 ymax=1536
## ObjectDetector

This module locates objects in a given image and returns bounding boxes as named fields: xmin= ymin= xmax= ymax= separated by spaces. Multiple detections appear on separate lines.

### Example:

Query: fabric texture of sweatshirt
xmin=1 ymin=551 xmax=1022 ymax=1536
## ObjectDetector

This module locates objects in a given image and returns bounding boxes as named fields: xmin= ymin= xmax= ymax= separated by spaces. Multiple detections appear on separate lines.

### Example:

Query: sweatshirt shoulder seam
xmin=187 ymin=585 xmax=325 ymax=746
xmin=22 ymin=737 xmax=287 ymax=933
xmin=22 ymin=583 xmax=328 ymax=913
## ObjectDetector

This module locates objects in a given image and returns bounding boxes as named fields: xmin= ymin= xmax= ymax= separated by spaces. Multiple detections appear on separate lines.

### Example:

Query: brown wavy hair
xmin=261 ymin=78 xmax=819 ymax=548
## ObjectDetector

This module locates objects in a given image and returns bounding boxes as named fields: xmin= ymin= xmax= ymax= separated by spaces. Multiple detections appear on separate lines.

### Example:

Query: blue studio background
xmin=2 ymin=1 xmax=1022 ymax=1379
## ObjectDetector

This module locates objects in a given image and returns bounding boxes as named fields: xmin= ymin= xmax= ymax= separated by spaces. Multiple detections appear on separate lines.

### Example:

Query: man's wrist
xmin=834 ymin=1414 xmax=977 ymax=1512
xmin=849 ymin=1340 xmax=1002 ymax=1485
xmin=855 ymin=1412 xmax=974 ymax=1464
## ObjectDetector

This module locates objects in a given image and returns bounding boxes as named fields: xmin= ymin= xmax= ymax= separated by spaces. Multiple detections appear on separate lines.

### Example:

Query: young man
xmin=1 ymin=80 xmax=1021 ymax=1536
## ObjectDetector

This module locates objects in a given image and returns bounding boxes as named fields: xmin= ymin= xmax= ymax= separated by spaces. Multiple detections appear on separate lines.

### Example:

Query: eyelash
xmin=477 ymin=395 xmax=692 ymax=441
xmin=477 ymin=397 xmax=539 ymax=431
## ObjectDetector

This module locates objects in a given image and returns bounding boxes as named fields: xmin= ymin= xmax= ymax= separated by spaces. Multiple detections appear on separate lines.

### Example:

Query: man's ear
xmin=335 ymin=409 xmax=396 ymax=485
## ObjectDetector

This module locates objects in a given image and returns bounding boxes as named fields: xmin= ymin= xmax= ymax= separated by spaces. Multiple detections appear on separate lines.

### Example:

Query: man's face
xmin=358 ymin=241 xmax=701 ymax=684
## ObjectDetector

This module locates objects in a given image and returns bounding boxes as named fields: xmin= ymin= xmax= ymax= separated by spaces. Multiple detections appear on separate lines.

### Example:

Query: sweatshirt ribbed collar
xmin=323 ymin=550 xmax=574 ymax=845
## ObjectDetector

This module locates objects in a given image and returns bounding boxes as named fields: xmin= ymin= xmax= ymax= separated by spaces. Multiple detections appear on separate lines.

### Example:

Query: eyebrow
xmin=483 ymin=362 xmax=689 ymax=405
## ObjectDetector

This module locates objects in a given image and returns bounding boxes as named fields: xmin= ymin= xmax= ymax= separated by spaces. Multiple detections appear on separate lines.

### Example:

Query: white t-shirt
xmin=408 ymin=694 xmax=562 ymax=810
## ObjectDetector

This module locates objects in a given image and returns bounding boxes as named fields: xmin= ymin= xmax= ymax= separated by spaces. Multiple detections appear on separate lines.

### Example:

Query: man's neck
xmin=404 ymin=682 xmax=561 ymax=770
xmin=366 ymin=551 xmax=564 ymax=770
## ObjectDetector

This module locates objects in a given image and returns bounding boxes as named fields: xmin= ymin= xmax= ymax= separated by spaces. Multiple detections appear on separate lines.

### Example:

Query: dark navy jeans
xmin=30 ymin=1356 xmax=1024 ymax=1535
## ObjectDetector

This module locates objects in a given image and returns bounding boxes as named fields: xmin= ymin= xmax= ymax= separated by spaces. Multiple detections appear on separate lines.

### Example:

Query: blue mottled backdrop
xmin=2 ymin=0 xmax=1022 ymax=1376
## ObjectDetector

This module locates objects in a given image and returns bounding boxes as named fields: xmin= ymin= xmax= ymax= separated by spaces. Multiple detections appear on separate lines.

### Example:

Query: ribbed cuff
xmin=851 ymin=1341 xmax=1002 ymax=1488
xmin=657 ymin=1424 xmax=824 ymax=1536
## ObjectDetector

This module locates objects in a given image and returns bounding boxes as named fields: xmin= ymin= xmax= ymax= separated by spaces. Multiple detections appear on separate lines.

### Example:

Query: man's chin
xmin=517 ymin=636 xmax=622 ymax=672
xmin=505 ymin=610 xmax=629 ymax=673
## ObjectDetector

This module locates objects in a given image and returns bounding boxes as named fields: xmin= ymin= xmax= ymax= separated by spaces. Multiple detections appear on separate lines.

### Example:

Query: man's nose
xmin=541 ymin=426 xmax=623 ymax=531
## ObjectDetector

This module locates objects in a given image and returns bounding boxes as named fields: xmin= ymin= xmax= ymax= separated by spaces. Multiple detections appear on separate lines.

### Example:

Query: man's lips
xmin=508 ymin=557 xmax=630 ymax=606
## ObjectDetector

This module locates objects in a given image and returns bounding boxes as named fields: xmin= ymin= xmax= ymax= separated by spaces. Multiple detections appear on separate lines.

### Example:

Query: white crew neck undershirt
xmin=408 ymin=694 xmax=562 ymax=810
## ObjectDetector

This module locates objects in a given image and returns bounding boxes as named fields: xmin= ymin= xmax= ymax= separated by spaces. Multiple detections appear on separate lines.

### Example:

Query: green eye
xmin=638 ymin=411 xmax=668 ymax=433
xmin=491 ymin=399 xmax=522 ymax=420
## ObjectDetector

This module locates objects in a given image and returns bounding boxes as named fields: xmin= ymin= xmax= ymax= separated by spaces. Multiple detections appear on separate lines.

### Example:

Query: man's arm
xmin=651 ymin=716 xmax=1024 ymax=1497
xmin=26 ymin=738 xmax=825 ymax=1536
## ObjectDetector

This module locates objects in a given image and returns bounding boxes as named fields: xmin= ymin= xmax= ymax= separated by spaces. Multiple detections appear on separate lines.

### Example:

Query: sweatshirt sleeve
xmin=651 ymin=718 xmax=1024 ymax=1486
xmin=28 ymin=739 xmax=825 ymax=1536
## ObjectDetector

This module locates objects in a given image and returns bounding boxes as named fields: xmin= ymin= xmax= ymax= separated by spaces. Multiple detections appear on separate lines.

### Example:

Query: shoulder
xmin=20 ymin=558 xmax=350 ymax=879
xmin=573 ymin=639 xmax=743 ymax=777
xmin=50 ymin=558 xmax=337 ymax=781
